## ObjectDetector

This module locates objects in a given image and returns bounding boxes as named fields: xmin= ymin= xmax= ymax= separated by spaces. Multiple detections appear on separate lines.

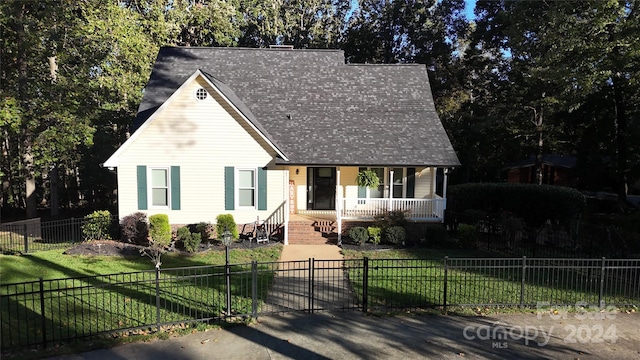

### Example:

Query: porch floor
xmin=291 ymin=211 xmax=336 ymax=222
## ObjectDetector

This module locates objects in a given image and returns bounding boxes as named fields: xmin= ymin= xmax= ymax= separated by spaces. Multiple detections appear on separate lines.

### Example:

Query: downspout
xmin=336 ymin=167 xmax=342 ymax=246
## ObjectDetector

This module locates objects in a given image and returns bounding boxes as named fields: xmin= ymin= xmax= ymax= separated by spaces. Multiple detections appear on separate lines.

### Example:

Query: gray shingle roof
xmin=136 ymin=47 xmax=460 ymax=167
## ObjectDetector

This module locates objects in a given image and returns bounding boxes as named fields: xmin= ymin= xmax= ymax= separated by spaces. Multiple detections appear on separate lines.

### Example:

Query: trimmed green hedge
xmin=149 ymin=214 xmax=171 ymax=246
xmin=216 ymin=214 xmax=239 ymax=240
xmin=448 ymin=183 xmax=585 ymax=227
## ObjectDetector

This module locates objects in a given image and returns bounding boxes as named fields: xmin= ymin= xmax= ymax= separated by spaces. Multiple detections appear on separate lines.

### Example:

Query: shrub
xmin=149 ymin=214 xmax=171 ymax=247
xmin=216 ymin=214 xmax=239 ymax=240
xmin=177 ymin=226 xmax=201 ymax=253
xmin=385 ymin=226 xmax=406 ymax=245
xmin=194 ymin=222 xmax=214 ymax=242
xmin=457 ymin=223 xmax=477 ymax=245
xmin=424 ymin=225 xmax=448 ymax=246
xmin=374 ymin=210 xmax=408 ymax=229
xmin=82 ymin=210 xmax=112 ymax=241
xmin=367 ymin=226 xmax=381 ymax=246
xmin=348 ymin=226 xmax=369 ymax=245
xmin=120 ymin=212 xmax=149 ymax=245
xmin=448 ymin=183 xmax=585 ymax=228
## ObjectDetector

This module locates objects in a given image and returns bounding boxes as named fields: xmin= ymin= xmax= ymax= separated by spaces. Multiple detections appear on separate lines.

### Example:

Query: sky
xmin=464 ymin=0 xmax=477 ymax=20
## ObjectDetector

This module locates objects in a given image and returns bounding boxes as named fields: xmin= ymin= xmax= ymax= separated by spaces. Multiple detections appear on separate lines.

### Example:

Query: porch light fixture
xmin=296 ymin=168 xmax=299 ymax=175
xmin=222 ymin=227 xmax=233 ymax=317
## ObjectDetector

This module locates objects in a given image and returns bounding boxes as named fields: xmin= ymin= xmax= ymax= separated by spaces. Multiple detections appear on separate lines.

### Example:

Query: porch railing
xmin=339 ymin=198 xmax=445 ymax=221
xmin=263 ymin=200 xmax=287 ymax=239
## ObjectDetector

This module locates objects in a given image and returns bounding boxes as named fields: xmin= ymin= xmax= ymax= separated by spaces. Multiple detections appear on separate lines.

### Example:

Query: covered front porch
xmin=281 ymin=165 xmax=450 ymax=244
xmin=297 ymin=197 xmax=445 ymax=222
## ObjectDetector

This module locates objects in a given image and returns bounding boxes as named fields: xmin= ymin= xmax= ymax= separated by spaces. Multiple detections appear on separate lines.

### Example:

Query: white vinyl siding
xmin=415 ymin=167 xmax=436 ymax=198
xmin=114 ymin=76 xmax=285 ymax=224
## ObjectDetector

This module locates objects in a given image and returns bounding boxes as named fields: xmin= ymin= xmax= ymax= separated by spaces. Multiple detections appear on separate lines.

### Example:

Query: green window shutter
xmin=170 ymin=166 xmax=181 ymax=210
xmin=225 ymin=166 xmax=235 ymax=210
xmin=137 ymin=165 xmax=148 ymax=210
xmin=357 ymin=167 xmax=366 ymax=198
xmin=258 ymin=167 xmax=267 ymax=210
xmin=407 ymin=168 xmax=416 ymax=198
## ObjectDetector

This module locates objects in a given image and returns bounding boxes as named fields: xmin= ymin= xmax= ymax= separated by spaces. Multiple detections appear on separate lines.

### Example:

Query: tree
xmin=239 ymin=0 xmax=350 ymax=48
xmin=458 ymin=0 xmax=640 ymax=196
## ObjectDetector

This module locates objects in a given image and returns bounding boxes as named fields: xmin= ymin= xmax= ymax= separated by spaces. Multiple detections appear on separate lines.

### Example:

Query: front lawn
xmin=341 ymin=247 xmax=639 ymax=311
xmin=1 ymin=243 xmax=283 ymax=356
xmin=341 ymin=246 xmax=502 ymax=260
xmin=0 ymin=243 xmax=282 ymax=284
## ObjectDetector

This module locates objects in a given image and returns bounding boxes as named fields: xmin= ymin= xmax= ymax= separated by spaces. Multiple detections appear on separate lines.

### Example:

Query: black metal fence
xmin=0 ymin=216 xmax=120 ymax=253
xmin=2 ymin=257 xmax=640 ymax=355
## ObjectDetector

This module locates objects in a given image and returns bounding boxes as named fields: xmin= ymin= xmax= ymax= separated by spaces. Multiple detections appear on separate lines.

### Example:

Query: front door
xmin=307 ymin=167 xmax=336 ymax=210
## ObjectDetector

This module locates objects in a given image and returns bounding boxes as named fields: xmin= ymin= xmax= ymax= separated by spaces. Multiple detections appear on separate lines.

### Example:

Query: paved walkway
xmin=266 ymin=245 xmax=354 ymax=313
xmin=278 ymin=244 xmax=344 ymax=261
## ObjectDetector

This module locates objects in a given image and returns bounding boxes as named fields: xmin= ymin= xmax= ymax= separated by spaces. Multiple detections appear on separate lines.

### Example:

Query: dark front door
xmin=307 ymin=167 xmax=336 ymax=210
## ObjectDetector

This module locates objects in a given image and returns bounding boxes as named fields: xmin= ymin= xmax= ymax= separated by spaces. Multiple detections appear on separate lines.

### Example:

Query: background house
xmin=504 ymin=155 xmax=577 ymax=187
xmin=104 ymin=46 xmax=460 ymax=244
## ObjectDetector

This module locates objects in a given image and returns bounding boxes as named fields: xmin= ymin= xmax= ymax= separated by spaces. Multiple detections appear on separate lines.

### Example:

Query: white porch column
xmin=432 ymin=167 xmax=437 ymax=198
xmin=336 ymin=167 xmax=342 ymax=246
xmin=284 ymin=168 xmax=290 ymax=245
xmin=442 ymin=168 xmax=450 ymax=223
xmin=388 ymin=169 xmax=394 ymax=211
xmin=443 ymin=168 xmax=449 ymax=210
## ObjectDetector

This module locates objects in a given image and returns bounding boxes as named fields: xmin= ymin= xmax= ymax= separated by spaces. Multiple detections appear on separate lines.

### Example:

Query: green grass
xmin=341 ymin=247 xmax=501 ymax=260
xmin=0 ymin=245 xmax=282 ymax=284
xmin=342 ymin=248 xmax=639 ymax=311
xmin=1 ymin=244 xmax=282 ymax=356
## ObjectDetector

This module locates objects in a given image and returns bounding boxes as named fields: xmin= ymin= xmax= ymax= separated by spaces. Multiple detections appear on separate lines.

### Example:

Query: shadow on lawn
xmin=1 ymin=253 xmax=277 ymax=355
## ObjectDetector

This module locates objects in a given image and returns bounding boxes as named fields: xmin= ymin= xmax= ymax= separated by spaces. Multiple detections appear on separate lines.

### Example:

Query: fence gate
xmin=259 ymin=259 xmax=361 ymax=314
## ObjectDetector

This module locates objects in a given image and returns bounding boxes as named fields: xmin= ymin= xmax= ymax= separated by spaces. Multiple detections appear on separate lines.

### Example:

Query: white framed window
xmin=361 ymin=167 xmax=407 ymax=198
xmin=369 ymin=167 xmax=385 ymax=198
xmin=391 ymin=168 xmax=405 ymax=198
xmin=195 ymin=87 xmax=208 ymax=101
xmin=150 ymin=167 xmax=170 ymax=208
xmin=237 ymin=168 xmax=256 ymax=208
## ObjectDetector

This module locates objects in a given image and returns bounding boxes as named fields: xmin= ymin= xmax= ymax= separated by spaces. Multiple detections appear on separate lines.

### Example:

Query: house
xmin=504 ymin=155 xmax=577 ymax=187
xmin=103 ymin=46 xmax=460 ymax=245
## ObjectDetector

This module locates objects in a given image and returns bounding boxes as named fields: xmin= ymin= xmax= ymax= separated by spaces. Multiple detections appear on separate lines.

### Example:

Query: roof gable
xmin=104 ymin=69 xmax=286 ymax=167
xmin=130 ymin=47 xmax=460 ymax=167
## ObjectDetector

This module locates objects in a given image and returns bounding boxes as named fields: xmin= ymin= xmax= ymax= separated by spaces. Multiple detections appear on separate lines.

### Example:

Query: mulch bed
xmin=64 ymin=239 xmax=281 ymax=257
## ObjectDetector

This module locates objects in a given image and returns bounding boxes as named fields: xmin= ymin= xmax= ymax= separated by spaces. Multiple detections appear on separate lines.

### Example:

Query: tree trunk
xmin=15 ymin=3 xmax=38 ymax=219
xmin=24 ymin=149 xmax=37 ymax=218
xmin=612 ymin=72 xmax=627 ymax=204
xmin=50 ymin=166 xmax=59 ymax=217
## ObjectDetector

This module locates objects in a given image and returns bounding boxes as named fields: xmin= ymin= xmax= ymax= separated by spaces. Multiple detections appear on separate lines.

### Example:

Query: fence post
xmin=520 ymin=256 xmax=526 ymax=308
xmin=308 ymin=258 xmax=314 ymax=314
xmin=362 ymin=257 xmax=369 ymax=313
xmin=443 ymin=256 xmax=448 ymax=315
xmin=155 ymin=268 xmax=161 ymax=332
xmin=599 ymin=257 xmax=606 ymax=309
xmin=39 ymin=278 xmax=46 ymax=349
xmin=251 ymin=261 xmax=258 ymax=318
xmin=23 ymin=224 xmax=29 ymax=253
